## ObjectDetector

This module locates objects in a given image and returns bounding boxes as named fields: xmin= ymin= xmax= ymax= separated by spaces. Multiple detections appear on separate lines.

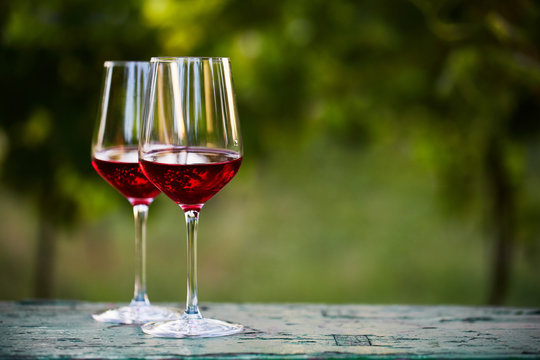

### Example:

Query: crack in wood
xmin=322 ymin=310 xmax=360 ymax=319
xmin=439 ymin=316 xmax=493 ymax=323
xmin=333 ymin=335 xmax=371 ymax=346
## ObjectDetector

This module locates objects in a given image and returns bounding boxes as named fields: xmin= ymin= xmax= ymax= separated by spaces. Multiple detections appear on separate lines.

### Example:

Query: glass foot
xmin=92 ymin=303 xmax=180 ymax=325
xmin=141 ymin=314 xmax=243 ymax=338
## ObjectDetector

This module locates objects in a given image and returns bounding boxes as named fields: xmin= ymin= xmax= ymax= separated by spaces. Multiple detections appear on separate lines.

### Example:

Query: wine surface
xmin=140 ymin=147 xmax=242 ymax=207
xmin=92 ymin=147 xmax=160 ymax=206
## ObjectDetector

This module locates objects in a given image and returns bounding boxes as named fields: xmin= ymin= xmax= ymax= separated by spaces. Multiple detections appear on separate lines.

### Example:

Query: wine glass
xmin=139 ymin=57 xmax=243 ymax=338
xmin=91 ymin=61 xmax=179 ymax=324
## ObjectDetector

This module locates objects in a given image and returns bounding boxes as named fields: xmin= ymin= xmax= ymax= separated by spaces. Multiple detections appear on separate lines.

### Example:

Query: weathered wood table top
xmin=0 ymin=301 xmax=539 ymax=359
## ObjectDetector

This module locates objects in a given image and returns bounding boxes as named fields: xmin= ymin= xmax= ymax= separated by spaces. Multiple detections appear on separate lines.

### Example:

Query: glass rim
xmin=104 ymin=61 xmax=149 ymax=67
xmin=150 ymin=56 xmax=230 ymax=63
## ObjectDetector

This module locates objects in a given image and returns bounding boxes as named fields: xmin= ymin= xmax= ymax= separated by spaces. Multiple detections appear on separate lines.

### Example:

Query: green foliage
xmin=0 ymin=0 xmax=539 ymax=304
xmin=1 ymin=0 xmax=161 ymax=225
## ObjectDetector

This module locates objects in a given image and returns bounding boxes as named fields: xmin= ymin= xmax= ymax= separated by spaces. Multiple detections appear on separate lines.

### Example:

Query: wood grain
xmin=0 ymin=301 xmax=538 ymax=358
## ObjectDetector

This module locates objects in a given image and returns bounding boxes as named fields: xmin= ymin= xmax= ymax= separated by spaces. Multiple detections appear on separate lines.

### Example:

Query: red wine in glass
xmin=139 ymin=56 xmax=243 ymax=338
xmin=140 ymin=147 xmax=242 ymax=210
xmin=92 ymin=146 xmax=160 ymax=206
xmin=90 ymin=61 xmax=178 ymax=325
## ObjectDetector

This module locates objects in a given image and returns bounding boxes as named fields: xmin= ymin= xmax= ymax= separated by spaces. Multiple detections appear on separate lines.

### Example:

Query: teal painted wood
xmin=0 ymin=301 xmax=539 ymax=359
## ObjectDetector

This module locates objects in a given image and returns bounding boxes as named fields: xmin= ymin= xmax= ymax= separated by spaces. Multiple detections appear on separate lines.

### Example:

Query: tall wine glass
xmin=91 ymin=61 xmax=179 ymax=324
xmin=139 ymin=57 xmax=243 ymax=338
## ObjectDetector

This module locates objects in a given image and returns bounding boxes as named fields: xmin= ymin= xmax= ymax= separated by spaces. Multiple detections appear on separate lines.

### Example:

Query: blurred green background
xmin=0 ymin=0 xmax=539 ymax=306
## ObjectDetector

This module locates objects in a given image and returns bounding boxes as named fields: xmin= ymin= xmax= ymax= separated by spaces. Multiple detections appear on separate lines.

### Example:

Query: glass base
xmin=92 ymin=303 xmax=180 ymax=325
xmin=141 ymin=314 xmax=243 ymax=338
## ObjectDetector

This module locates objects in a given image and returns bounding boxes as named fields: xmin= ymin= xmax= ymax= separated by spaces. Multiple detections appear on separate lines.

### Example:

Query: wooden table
xmin=1 ymin=301 xmax=539 ymax=359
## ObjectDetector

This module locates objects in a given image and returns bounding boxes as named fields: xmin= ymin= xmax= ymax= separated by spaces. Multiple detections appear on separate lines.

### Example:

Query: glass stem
xmin=184 ymin=209 xmax=202 ymax=317
xmin=131 ymin=204 xmax=150 ymax=305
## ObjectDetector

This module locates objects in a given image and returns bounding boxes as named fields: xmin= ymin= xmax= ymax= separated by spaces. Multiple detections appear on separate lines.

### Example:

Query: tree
xmin=1 ymin=0 xmax=538 ymax=303
xmin=409 ymin=0 xmax=540 ymax=303
xmin=0 ymin=0 xmax=160 ymax=297
xmin=140 ymin=0 xmax=540 ymax=303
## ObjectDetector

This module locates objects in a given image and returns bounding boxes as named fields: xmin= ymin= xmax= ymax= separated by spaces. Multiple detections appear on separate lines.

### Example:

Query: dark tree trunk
xmin=33 ymin=215 xmax=56 ymax=298
xmin=485 ymin=138 xmax=515 ymax=305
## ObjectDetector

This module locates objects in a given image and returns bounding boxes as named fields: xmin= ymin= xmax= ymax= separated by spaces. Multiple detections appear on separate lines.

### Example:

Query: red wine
xmin=92 ymin=147 xmax=161 ymax=206
xmin=140 ymin=147 xmax=242 ymax=209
